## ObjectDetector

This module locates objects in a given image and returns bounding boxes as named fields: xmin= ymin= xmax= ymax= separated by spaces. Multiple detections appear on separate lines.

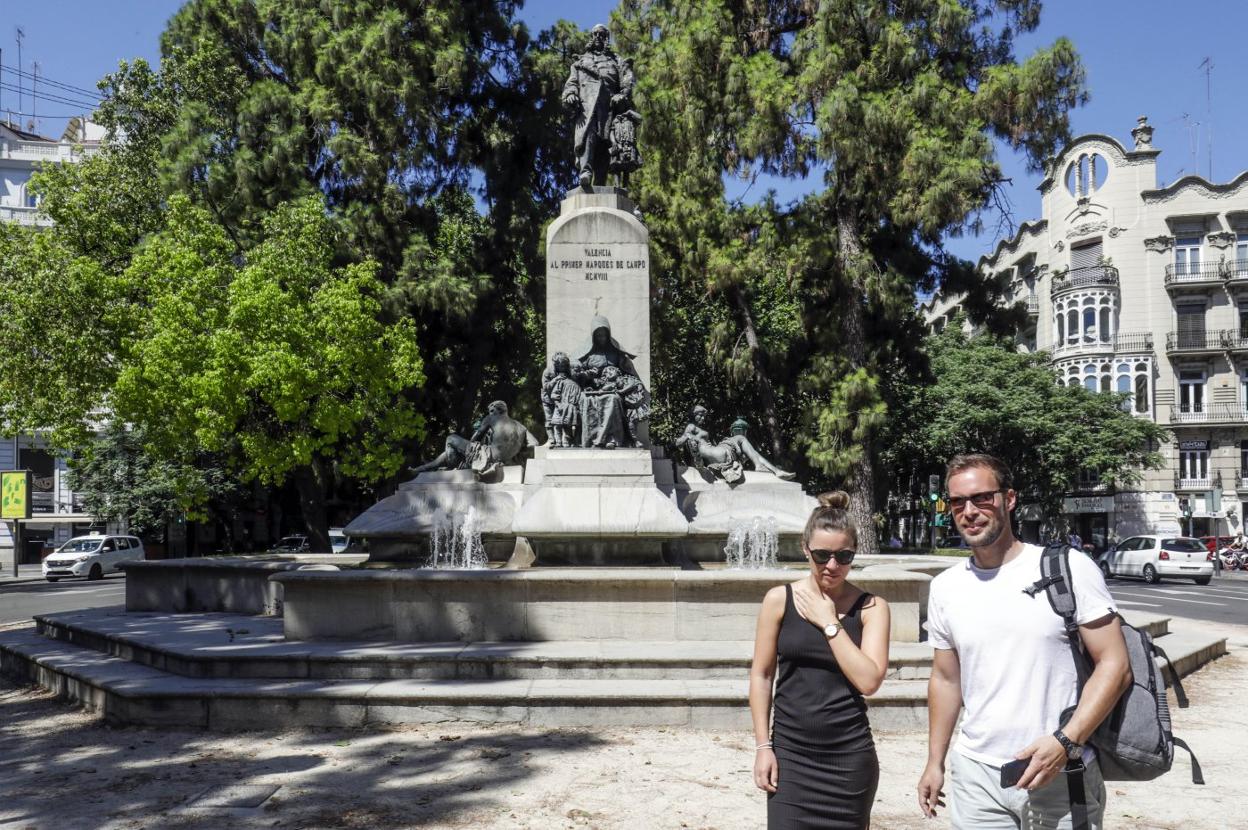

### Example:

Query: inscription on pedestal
xmin=546 ymin=193 xmax=651 ymax=388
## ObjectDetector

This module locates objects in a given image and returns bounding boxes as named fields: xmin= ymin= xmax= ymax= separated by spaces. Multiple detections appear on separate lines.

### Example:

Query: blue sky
xmin=6 ymin=0 xmax=1248 ymax=264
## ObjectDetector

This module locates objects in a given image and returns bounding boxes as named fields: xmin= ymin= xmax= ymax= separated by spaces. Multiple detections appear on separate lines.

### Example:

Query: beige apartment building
xmin=924 ymin=116 xmax=1248 ymax=547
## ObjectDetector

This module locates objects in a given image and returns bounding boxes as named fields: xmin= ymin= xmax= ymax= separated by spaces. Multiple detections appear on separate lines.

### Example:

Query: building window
xmin=1134 ymin=363 xmax=1149 ymax=414
xmin=1179 ymin=370 xmax=1206 ymax=414
xmin=1237 ymin=234 xmax=1248 ymax=272
xmin=1176 ymin=302 xmax=1206 ymax=348
xmin=1175 ymin=236 xmax=1202 ymax=276
xmin=1241 ymin=440 xmax=1248 ymax=480
xmin=1180 ymin=448 xmax=1209 ymax=482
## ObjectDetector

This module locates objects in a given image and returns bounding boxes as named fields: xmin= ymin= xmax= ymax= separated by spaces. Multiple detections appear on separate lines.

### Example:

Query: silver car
xmin=1098 ymin=535 xmax=1213 ymax=585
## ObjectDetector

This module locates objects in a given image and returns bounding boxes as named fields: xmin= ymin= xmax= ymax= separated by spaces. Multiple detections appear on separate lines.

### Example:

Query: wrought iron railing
xmin=1166 ymin=330 xmax=1226 ymax=352
xmin=1050 ymin=331 xmax=1153 ymax=359
xmin=1164 ymin=261 xmax=1225 ymax=285
xmin=1169 ymin=403 xmax=1247 ymax=424
xmin=1174 ymin=470 xmax=1221 ymax=490
xmin=1052 ymin=264 xmax=1119 ymax=292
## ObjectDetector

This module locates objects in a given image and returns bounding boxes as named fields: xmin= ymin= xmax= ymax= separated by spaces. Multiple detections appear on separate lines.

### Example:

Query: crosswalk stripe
xmin=1112 ymin=591 xmax=1223 ymax=606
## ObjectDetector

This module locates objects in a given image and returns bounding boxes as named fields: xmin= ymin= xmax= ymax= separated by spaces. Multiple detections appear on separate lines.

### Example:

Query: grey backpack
xmin=1026 ymin=543 xmax=1202 ymax=826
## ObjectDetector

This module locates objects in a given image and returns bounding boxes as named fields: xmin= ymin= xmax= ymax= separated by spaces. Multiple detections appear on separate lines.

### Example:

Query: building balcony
xmin=1174 ymin=470 xmax=1221 ymax=491
xmin=1025 ymin=294 xmax=1039 ymax=315
xmin=0 ymin=205 xmax=51 ymax=227
xmin=1238 ymin=470 xmax=1248 ymax=491
xmin=1051 ymin=264 xmax=1119 ymax=295
xmin=1049 ymin=331 xmax=1153 ymax=360
xmin=1164 ymin=261 xmax=1226 ymax=291
xmin=1165 ymin=330 xmax=1226 ymax=355
xmin=1226 ymin=260 xmax=1248 ymax=286
xmin=1169 ymin=403 xmax=1247 ymax=426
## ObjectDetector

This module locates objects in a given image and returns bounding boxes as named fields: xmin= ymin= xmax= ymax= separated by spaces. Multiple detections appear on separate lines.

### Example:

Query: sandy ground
xmin=2 ymin=619 xmax=1246 ymax=830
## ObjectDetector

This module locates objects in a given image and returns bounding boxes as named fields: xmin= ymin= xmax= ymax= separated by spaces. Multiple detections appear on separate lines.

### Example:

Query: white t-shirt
xmin=926 ymin=544 xmax=1118 ymax=767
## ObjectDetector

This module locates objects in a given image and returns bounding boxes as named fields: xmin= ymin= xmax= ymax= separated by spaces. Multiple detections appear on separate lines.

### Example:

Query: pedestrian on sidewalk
xmin=917 ymin=453 xmax=1132 ymax=829
xmin=749 ymin=490 xmax=892 ymax=829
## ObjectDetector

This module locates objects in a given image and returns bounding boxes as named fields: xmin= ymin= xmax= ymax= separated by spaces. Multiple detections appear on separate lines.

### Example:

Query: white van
xmin=43 ymin=534 xmax=146 ymax=582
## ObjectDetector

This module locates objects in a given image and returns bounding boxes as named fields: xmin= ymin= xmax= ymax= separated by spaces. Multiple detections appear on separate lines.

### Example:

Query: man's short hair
xmin=488 ymin=400 xmax=508 ymax=415
xmin=945 ymin=453 xmax=1013 ymax=492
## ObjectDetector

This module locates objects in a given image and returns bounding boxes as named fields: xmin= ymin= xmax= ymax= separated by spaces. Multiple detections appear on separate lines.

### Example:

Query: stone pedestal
xmin=677 ymin=468 xmax=819 ymax=562
xmin=546 ymin=187 xmax=651 ymax=387
xmin=512 ymin=448 xmax=687 ymax=565
xmin=343 ymin=467 xmax=525 ymax=563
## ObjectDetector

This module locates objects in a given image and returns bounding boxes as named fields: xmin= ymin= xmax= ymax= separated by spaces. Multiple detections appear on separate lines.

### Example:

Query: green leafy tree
xmin=65 ymin=422 xmax=242 ymax=538
xmin=882 ymin=325 xmax=1168 ymax=524
xmin=615 ymin=1 xmax=1086 ymax=552
xmin=114 ymin=196 xmax=426 ymax=548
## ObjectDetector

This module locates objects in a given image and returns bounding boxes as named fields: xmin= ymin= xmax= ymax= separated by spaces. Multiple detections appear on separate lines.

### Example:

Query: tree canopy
xmin=882 ymin=324 xmax=1168 ymax=523
xmin=614 ymin=0 xmax=1086 ymax=551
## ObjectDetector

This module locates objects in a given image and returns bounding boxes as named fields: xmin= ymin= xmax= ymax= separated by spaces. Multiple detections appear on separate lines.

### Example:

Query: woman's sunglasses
xmin=808 ymin=548 xmax=856 ymax=566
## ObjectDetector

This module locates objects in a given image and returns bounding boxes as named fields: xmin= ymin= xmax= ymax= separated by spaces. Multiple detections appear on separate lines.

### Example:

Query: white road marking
xmin=1111 ymin=591 xmax=1223 ymax=606
xmin=1114 ymin=600 xmax=1163 ymax=608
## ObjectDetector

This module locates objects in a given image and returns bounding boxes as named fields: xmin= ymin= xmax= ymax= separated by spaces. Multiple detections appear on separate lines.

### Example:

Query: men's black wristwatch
xmin=1053 ymin=729 xmax=1082 ymax=760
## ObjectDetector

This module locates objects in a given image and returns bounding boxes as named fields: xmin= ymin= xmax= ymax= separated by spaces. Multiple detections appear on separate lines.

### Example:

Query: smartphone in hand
xmin=1000 ymin=758 xmax=1029 ymax=788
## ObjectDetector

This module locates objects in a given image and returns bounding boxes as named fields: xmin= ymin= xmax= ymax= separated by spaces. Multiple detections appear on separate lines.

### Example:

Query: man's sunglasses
xmin=808 ymin=548 xmax=857 ymax=566
xmin=948 ymin=489 xmax=1005 ymax=512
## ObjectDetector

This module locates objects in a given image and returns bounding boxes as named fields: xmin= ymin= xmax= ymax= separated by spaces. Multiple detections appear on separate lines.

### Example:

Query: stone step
xmin=0 ymin=629 xmax=927 ymax=731
xmin=0 ymin=620 xmax=1225 ymax=732
xmin=33 ymin=610 xmax=935 ymax=681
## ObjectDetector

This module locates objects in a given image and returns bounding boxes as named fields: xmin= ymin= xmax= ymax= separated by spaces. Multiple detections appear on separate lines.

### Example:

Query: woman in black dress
xmin=749 ymin=491 xmax=892 ymax=829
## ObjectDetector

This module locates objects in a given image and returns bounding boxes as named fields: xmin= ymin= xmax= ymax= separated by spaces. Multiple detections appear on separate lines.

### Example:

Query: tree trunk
xmin=834 ymin=198 xmax=880 ymax=557
xmin=293 ymin=459 xmax=331 ymax=552
xmin=729 ymin=283 xmax=786 ymax=461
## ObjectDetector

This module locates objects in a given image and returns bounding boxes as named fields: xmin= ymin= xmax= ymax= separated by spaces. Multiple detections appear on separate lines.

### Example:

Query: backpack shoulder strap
xmin=1025 ymin=542 xmax=1080 ymax=633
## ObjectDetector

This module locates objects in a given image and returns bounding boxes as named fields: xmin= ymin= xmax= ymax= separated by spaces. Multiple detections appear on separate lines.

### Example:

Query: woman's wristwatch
xmin=822 ymin=621 xmax=842 ymax=639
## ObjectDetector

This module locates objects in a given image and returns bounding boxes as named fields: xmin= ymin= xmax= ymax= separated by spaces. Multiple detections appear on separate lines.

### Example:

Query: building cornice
xmin=1142 ymin=170 xmax=1248 ymax=203
xmin=979 ymin=219 xmax=1048 ymax=269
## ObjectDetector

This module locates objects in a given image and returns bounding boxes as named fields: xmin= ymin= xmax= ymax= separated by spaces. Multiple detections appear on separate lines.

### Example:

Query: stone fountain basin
xmin=270 ymin=566 xmax=931 ymax=643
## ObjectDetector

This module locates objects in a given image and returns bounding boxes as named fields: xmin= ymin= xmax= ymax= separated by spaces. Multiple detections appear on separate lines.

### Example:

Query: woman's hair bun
xmin=816 ymin=490 xmax=850 ymax=510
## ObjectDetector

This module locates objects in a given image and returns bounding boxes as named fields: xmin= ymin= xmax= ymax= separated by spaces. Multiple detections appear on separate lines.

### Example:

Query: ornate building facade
xmin=923 ymin=117 xmax=1248 ymax=546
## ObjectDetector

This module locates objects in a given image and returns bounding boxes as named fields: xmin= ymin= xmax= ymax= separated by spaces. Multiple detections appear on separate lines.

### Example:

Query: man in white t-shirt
xmin=916 ymin=453 xmax=1131 ymax=829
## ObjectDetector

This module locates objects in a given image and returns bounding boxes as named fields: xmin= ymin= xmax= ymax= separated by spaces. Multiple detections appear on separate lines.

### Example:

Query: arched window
xmin=1099 ymin=306 xmax=1112 ymax=342
xmin=1134 ymin=363 xmax=1150 ymax=414
xmin=1083 ymin=306 xmax=1096 ymax=343
xmin=1057 ymin=313 xmax=1065 ymax=343
xmin=1067 ymin=309 xmax=1079 ymax=344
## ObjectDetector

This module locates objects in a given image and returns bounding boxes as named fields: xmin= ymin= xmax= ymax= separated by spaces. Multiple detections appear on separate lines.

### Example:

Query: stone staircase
xmin=0 ymin=608 xmax=1225 ymax=732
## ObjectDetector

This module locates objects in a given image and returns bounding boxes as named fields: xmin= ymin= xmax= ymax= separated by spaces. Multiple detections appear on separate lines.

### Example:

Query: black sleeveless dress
xmin=768 ymin=584 xmax=880 ymax=829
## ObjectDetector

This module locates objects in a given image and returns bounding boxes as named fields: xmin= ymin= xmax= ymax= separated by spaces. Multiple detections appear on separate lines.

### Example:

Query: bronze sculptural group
xmin=543 ymin=315 xmax=651 ymax=449
xmin=563 ymin=24 xmax=642 ymax=190
xmin=680 ymin=405 xmax=795 ymax=483
xmin=411 ymin=401 xmax=539 ymax=477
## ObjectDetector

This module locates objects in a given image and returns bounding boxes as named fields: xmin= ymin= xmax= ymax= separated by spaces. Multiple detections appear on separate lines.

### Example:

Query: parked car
xmin=1098 ymin=535 xmax=1213 ymax=585
xmin=329 ymin=528 xmax=350 ymax=554
xmin=269 ymin=535 xmax=310 ymax=553
xmin=935 ymin=534 xmax=968 ymax=550
xmin=42 ymin=534 xmax=146 ymax=582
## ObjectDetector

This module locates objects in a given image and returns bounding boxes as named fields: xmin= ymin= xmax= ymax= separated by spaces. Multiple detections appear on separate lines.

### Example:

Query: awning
xmin=5 ymin=514 xmax=100 ymax=525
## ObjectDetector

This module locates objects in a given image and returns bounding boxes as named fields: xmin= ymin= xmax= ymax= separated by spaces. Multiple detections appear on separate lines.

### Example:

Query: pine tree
xmin=615 ymin=0 xmax=1085 ymax=552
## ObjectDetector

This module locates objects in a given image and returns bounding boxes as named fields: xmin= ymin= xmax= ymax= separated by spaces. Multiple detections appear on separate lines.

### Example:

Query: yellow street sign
xmin=1 ymin=470 xmax=31 ymax=520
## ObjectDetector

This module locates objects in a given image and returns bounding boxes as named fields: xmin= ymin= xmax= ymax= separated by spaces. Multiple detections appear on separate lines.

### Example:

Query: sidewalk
xmin=1 ymin=618 xmax=1245 ymax=829
xmin=0 ymin=564 xmax=44 ymax=586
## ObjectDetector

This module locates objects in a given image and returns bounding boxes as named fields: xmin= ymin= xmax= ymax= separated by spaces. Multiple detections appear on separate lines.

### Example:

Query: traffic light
xmin=1178 ymin=497 xmax=1192 ymax=518
xmin=928 ymin=473 xmax=941 ymax=495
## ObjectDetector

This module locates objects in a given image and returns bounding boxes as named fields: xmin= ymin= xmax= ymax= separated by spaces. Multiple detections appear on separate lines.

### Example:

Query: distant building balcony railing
xmin=1174 ymin=470 xmax=1221 ymax=491
xmin=0 ymin=205 xmax=51 ymax=227
xmin=1169 ymin=403 xmax=1247 ymax=425
xmin=1226 ymin=259 xmax=1248 ymax=283
xmin=1164 ymin=261 xmax=1226 ymax=286
xmin=1051 ymin=264 xmax=1119 ymax=294
xmin=1049 ymin=331 xmax=1153 ymax=359
xmin=1166 ymin=330 xmax=1227 ymax=354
